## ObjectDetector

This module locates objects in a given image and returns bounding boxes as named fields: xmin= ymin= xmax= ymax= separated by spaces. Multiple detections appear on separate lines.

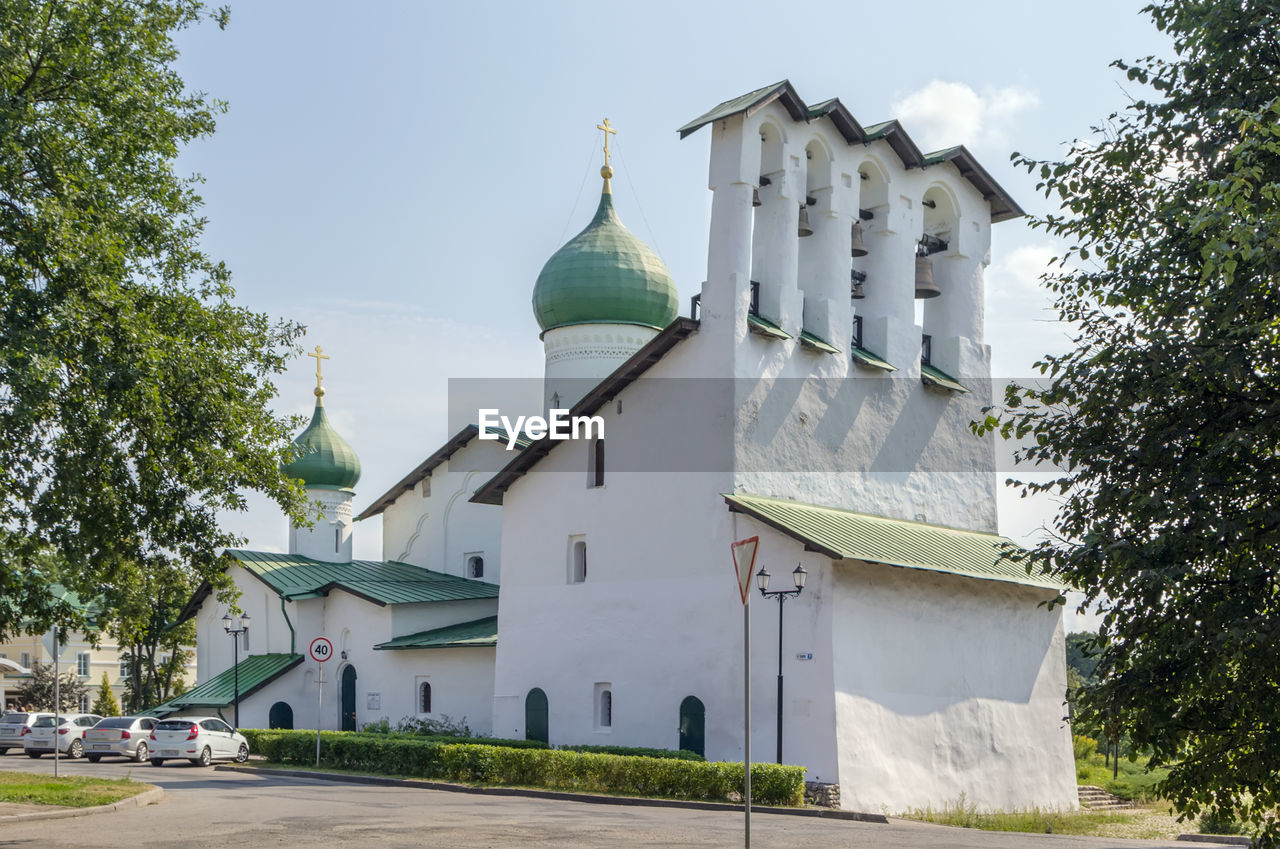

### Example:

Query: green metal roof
xmin=532 ymin=187 xmax=679 ymax=335
xmin=145 ymin=653 xmax=302 ymax=715
xmin=921 ymin=364 xmax=970 ymax=393
xmin=226 ymin=551 xmax=500 ymax=606
xmin=851 ymin=346 xmax=897 ymax=372
xmin=282 ymin=400 xmax=362 ymax=491
xmin=723 ymin=493 xmax=1062 ymax=590
xmin=677 ymin=80 xmax=808 ymax=138
xmin=799 ymin=330 xmax=840 ymax=354
xmin=374 ymin=615 xmax=498 ymax=651
xmin=747 ymin=313 xmax=790 ymax=340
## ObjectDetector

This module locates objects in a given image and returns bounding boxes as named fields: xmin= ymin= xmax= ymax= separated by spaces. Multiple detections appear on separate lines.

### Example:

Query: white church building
xmin=171 ymin=81 xmax=1077 ymax=814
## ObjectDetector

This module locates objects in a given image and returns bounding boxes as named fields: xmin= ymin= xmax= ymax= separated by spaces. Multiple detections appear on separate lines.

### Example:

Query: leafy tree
xmin=1064 ymin=631 xmax=1101 ymax=683
xmin=111 ymin=560 xmax=196 ymax=712
xmin=0 ymin=2 xmax=307 ymax=639
xmin=976 ymin=0 xmax=1280 ymax=841
xmin=91 ymin=671 xmax=120 ymax=717
xmin=15 ymin=662 xmax=88 ymax=712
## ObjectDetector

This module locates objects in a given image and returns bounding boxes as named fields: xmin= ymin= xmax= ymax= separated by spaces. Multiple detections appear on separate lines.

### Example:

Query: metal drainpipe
xmin=280 ymin=597 xmax=296 ymax=655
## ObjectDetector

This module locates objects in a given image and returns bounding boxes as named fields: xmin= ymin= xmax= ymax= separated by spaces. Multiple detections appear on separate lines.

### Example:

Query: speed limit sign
xmin=309 ymin=637 xmax=333 ymax=663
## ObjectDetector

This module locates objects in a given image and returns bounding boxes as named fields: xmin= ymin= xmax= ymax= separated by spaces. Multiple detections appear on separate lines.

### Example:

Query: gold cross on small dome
xmin=596 ymin=118 xmax=617 ymax=167
xmin=307 ymin=345 xmax=330 ymax=398
xmin=597 ymin=118 xmax=617 ymax=184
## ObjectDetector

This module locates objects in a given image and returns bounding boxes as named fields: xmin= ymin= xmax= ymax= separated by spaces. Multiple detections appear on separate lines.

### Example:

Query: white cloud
xmin=891 ymin=80 xmax=1038 ymax=152
xmin=987 ymin=242 xmax=1059 ymax=302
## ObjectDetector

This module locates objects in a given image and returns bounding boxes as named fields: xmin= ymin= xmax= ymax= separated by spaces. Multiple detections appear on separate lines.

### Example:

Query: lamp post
xmin=756 ymin=563 xmax=807 ymax=764
xmin=221 ymin=612 xmax=251 ymax=728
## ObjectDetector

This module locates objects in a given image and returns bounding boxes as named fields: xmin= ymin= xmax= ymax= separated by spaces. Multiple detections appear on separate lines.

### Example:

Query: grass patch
xmin=1076 ymin=751 xmax=1170 ymax=801
xmin=0 ymin=771 xmax=153 ymax=808
xmin=904 ymin=796 xmax=1190 ymax=840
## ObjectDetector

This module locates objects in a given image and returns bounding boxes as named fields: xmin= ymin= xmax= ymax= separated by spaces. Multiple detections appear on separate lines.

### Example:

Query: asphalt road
xmin=0 ymin=753 xmax=1227 ymax=849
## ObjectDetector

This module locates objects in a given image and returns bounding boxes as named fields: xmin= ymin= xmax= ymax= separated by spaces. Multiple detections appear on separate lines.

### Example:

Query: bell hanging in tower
xmin=914 ymin=253 xmax=941 ymax=299
xmin=850 ymin=222 xmax=868 ymax=257
xmin=797 ymin=204 xmax=814 ymax=238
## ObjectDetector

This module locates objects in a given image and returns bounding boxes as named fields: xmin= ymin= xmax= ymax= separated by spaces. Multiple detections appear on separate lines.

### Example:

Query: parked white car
xmin=0 ymin=712 xmax=51 ymax=755
xmin=23 ymin=713 xmax=103 ymax=758
xmin=84 ymin=716 xmax=158 ymax=762
xmin=149 ymin=717 xmax=248 ymax=767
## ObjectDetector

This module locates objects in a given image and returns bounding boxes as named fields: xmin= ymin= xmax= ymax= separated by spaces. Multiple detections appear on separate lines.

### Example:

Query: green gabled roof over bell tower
xmin=282 ymin=347 xmax=361 ymax=492
xmin=532 ymin=130 xmax=679 ymax=336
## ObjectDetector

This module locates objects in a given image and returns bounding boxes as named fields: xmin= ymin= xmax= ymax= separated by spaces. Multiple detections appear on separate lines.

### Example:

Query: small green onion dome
xmin=282 ymin=399 xmax=361 ymax=491
xmin=532 ymin=185 xmax=679 ymax=335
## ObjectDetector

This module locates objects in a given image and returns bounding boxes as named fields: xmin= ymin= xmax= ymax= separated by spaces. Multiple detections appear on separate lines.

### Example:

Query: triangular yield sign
xmin=730 ymin=536 xmax=759 ymax=604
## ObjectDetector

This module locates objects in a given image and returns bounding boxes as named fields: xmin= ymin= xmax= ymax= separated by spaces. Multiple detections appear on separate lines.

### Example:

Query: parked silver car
xmin=83 ymin=716 xmax=157 ymax=763
xmin=24 ymin=713 xmax=103 ymax=758
xmin=0 ymin=713 xmax=51 ymax=755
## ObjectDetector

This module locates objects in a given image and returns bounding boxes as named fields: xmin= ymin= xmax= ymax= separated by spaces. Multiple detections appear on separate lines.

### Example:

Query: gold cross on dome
xmin=306 ymin=345 xmax=330 ymax=394
xmin=597 ymin=118 xmax=617 ymax=168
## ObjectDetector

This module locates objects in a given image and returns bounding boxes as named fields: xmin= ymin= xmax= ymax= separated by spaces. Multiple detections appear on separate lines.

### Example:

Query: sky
xmin=172 ymin=1 xmax=1170 ymax=630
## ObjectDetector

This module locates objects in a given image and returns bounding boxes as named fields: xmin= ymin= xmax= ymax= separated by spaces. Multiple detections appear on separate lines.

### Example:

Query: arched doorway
xmin=269 ymin=701 xmax=294 ymax=730
xmin=525 ymin=687 xmax=548 ymax=744
xmin=679 ymin=696 xmax=705 ymax=757
xmin=340 ymin=665 xmax=358 ymax=731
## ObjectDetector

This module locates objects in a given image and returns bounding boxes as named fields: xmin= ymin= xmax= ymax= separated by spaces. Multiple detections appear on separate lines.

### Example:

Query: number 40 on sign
xmin=309 ymin=637 xmax=333 ymax=663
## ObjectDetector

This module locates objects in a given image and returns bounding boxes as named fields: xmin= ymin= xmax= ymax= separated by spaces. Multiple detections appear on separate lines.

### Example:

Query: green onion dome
xmin=532 ymin=182 xmax=679 ymax=336
xmin=282 ymin=399 xmax=361 ymax=492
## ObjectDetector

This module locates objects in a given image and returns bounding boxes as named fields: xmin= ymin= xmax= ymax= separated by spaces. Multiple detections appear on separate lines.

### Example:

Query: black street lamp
xmin=221 ymin=611 xmax=251 ymax=728
xmin=756 ymin=563 xmax=807 ymax=764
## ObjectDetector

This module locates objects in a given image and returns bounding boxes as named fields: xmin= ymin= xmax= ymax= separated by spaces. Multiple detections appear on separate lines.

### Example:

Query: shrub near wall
xmin=242 ymin=729 xmax=804 ymax=806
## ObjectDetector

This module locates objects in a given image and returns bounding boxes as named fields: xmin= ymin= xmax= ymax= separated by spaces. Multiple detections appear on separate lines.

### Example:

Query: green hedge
xmin=559 ymin=744 xmax=704 ymax=761
xmin=241 ymin=729 xmax=803 ymax=806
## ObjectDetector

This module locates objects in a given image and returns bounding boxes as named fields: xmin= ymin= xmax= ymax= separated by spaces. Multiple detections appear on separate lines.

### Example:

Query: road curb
xmin=215 ymin=764 xmax=887 ymax=823
xmin=0 ymin=786 xmax=164 ymax=823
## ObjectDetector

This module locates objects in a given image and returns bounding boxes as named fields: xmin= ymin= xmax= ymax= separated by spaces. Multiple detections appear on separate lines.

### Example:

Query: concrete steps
xmin=1078 ymin=785 xmax=1135 ymax=810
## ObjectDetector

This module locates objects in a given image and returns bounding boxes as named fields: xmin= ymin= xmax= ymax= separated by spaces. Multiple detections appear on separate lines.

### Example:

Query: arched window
xmin=599 ymin=689 xmax=612 ymax=728
xmin=525 ymin=688 xmax=549 ymax=743
xmin=468 ymin=555 xmax=484 ymax=579
xmin=588 ymin=438 xmax=605 ymax=488
xmin=269 ymin=701 xmax=294 ymax=729
xmin=679 ymin=696 xmax=705 ymax=757
xmin=572 ymin=540 xmax=587 ymax=583
xmin=419 ymin=681 xmax=432 ymax=713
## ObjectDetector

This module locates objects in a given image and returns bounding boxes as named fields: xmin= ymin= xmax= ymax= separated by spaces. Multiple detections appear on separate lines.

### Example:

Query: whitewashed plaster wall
xmin=195 ymin=567 xmax=496 ymax=734
xmin=290 ymin=487 xmax=355 ymax=562
xmin=490 ymin=341 xmax=848 ymax=782
xmin=543 ymin=322 xmax=660 ymax=411
xmin=375 ymin=438 xmax=506 ymax=583
xmin=388 ymin=598 xmax=497 ymax=637
xmin=697 ymin=104 xmax=999 ymax=532
xmin=829 ymin=560 xmax=1077 ymax=813
xmin=196 ymin=566 xmax=297 ymax=683
xmin=188 ymin=644 xmax=496 ymax=735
